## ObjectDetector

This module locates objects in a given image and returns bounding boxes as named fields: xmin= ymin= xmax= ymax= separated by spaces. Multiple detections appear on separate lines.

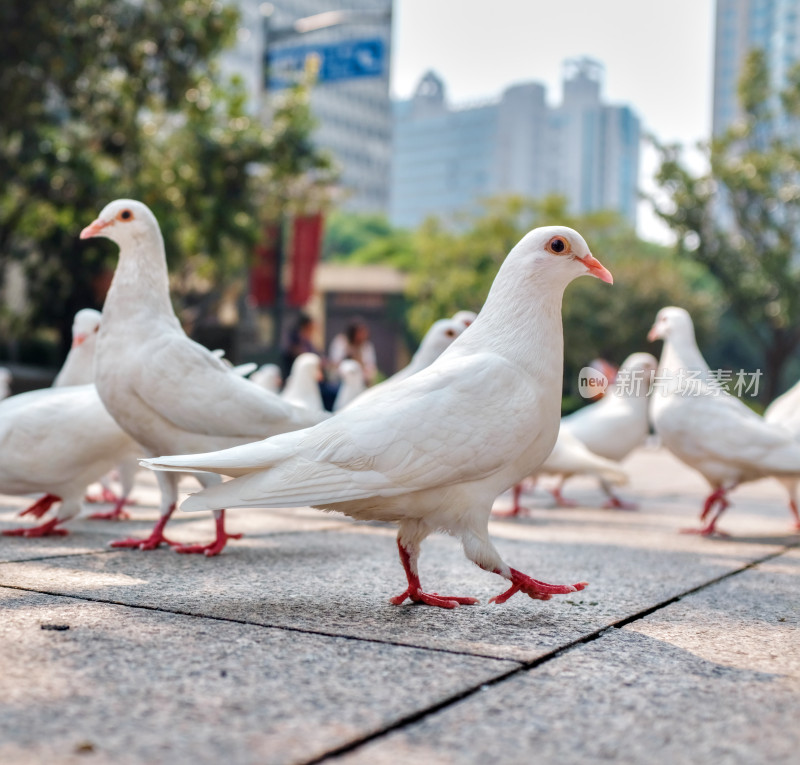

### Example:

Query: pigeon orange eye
xmin=547 ymin=236 xmax=567 ymax=254
xmin=118 ymin=209 xmax=133 ymax=221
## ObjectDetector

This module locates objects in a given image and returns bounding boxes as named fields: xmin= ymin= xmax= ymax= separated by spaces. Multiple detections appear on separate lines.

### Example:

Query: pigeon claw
xmin=110 ymin=533 xmax=181 ymax=551
xmin=390 ymin=588 xmax=479 ymax=609
xmin=88 ymin=500 xmax=132 ymax=521
xmin=2 ymin=518 xmax=69 ymax=537
xmin=173 ymin=531 xmax=243 ymax=558
xmin=679 ymin=524 xmax=730 ymax=538
xmin=602 ymin=497 xmax=638 ymax=511
xmin=490 ymin=568 xmax=587 ymax=605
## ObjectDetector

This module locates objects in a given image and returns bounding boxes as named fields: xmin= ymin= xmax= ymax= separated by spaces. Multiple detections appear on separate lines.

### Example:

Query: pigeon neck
xmin=658 ymin=327 xmax=709 ymax=374
xmin=103 ymin=229 xmax=175 ymax=321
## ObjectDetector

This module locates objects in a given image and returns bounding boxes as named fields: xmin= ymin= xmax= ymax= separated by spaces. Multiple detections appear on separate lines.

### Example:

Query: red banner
xmin=288 ymin=213 xmax=324 ymax=308
xmin=250 ymin=223 xmax=281 ymax=307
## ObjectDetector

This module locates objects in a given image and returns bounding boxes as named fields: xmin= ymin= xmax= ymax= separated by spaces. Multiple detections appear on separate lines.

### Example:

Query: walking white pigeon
xmin=143 ymin=226 xmax=613 ymax=607
xmin=764 ymin=377 xmax=800 ymax=525
xmin=648 ymin=306 xmax=800 ymax=534
xmin=281 ymin=352 xmax=325 ymax=411
xmin=52 ymin=308 xmax=102 ymax=387
xmin=80 ymin=199 xmax=329 ymax=556
xmin=500 ymin=426 xmax=630 ymax=515
xmin=250 ymin=363 xmax=282 ymax=394
xmin=0 ymin=385 xmax=140 ymax=537
xmin=333 ymin=359 xmax=366 ymax=411
xmin=558 ymin=352 xmax=658 ymax=508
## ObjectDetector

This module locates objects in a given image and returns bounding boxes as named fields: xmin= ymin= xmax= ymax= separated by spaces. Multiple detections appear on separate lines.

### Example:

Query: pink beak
xmin=647 ymin=327 xmax=660 ymax=342
xmin=72 ymin=333 xmax=88 ymax=349
xmin=579 ymin=254 xmax=613 ymax=284
xmin=80 ymin=218 xmax=112 ymax=239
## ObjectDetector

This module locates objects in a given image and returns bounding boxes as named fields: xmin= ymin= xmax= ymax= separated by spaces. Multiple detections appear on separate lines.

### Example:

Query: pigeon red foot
xmin=85 ymin=487 xmax=131 ymax=505
xmin=88 ymin=497 xmax=132 ymax=521
xmin=602 ymin=495 xmax=638 ymax=511
xmin=550 ymin=486 xmax=577 ymax=508
xmin=173 ymin=510 xmax=242 ymax=557
xmin=18 ymin=493 xmax=59 ymax=518
xmin=789 ymin=500 xmax=800 ymax=531
xmin=681 ymin=487 xmax=730 ymax=536
xmin=390 ymin=541 xmax=479 ymax=609
xmin=489 ymin=567 xmax=587 ymax=604
xmin=3 ymin=517 xmax=69 ymax=537
xmin=110 ymin=507 xmax=180 ymax=550
xmin=492 ymin=484 xmax=532 ymax=518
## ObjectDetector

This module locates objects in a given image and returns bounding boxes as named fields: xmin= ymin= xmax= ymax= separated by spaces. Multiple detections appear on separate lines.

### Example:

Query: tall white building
xmin=390 ymin=59 xmax=640 ymax=228
xmin=713 ymin=0 xmax=800 ymax=134
xmin=222 ymin=0 xmax=393 ymax=213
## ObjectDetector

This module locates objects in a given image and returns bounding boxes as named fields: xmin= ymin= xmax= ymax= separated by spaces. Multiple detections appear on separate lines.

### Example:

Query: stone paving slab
xmin=0 ymin=507 xmax=793 ymax=662
xmin=333 ymin=547 xmax=800 ymax=765
xmin=0 ymin=587 xmax=513 ymax=765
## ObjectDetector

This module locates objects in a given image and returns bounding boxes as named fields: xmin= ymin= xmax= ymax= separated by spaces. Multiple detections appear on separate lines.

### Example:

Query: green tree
xmin=651 ymin=49 xmax=800 ymax=399
xmin=0 ymin=0 xmax=332 ymax=360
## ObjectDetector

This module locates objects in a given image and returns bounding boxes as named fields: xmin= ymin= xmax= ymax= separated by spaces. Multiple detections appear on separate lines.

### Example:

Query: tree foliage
xmin=652 ymin=49 xmax=800 ymax=398
xmin=0 ymin=0 xmax=333 ymax=359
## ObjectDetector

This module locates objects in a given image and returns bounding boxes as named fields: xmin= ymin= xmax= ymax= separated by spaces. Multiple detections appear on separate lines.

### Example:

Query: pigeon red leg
xmin=550 ymin=483 xmax=577 ymax=508
xmin=110 ymin=506 xmax=180 ymax=550
xmin=3 ymin=517 xmax=70 ymax=537
xmin=173 ymin=510 xmax=242 ymax=557
xmin=602 ymin=495 xmax=638 ymax=511
xmin=88 ymin=496 xmax=132 ymax=521
xmin=18 ymin=494 xmax=59 ymax=518
xmin=493 ymin=483 xmax=531 ymax=517
xmin=788 ymin=499 xmax=800 ymax=531
xmin=681 ymin=488 xmax=730 ymax=536
xmin=389 ymin=539 xmax=479 ymax=608
xmin=489 ymin=567 xmax=588 ymax=604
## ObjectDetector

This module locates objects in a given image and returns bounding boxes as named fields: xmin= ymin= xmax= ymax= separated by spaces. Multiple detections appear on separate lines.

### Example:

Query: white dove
xmin=143 ymin=226 xmax=613 ymax=608
xmin=648 ymin=306 xmax=800 ymax=534
xmin=0 ymin=385 xmax=140 ymax=537
xmin=501 ymin=426 xmax=629 ymax=515
xmin=557 ymin=352 xmax=658 ymax=508
xmin=451 ymin=310 xmax=478 ymax=330
xmin=281 ymin=352 xmax=325 ymax=411
xmin=80 ymin=199 xmax=329 ymax=556
xmin=250 ymin=363 xmax=282 ymax=394
xmin=764 ymin=377 xmax=800 ymax=526
xmin=333 ymin=359 xmax=366 ymax=411
xmin=52 ymin=308 xmax=102 ymax=387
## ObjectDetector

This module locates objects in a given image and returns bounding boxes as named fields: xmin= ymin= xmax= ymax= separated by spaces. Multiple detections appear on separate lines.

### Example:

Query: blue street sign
xmin=266 ymin=37 xmax=385 ymax=89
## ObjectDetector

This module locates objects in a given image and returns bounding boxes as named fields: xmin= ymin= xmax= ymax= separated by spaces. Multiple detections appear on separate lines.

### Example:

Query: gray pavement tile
xmin=0 ymin=588 xmax=513 ymax=765
xmin=0 ymin=513 xmax=792 ymax=662
xmin=332 ymin=548 xmax=800 ymax=765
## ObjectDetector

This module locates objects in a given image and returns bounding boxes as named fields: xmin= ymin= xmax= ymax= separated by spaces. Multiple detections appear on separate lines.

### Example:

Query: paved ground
xmin=0 ymin=445 xmax=798 ymax=765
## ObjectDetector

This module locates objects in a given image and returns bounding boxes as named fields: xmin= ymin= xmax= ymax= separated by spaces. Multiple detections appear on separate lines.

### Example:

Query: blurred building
xmin=390 ymin=58 xmax=640 ymax=228
xmin=713 ymin=0 xmax=800 ymax=135
xmin=222 ymin=0 xmax=393 ymax=214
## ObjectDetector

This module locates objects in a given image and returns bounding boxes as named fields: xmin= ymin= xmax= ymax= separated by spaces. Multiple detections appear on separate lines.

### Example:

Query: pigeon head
xmin=71 ymin=308 xmax=102 ymax=349
xmin=509 ymin=226 xmax=613 ymax=287
xmin=648 ymin=307 xmax=694 ymax=343
xmin=451 ymin=310 xmax=477 ymax=329
xmin=292 ymin=353 xmax=323 ymax=383
xmin=620 ymin=352 xmax=658 ymax=375
xmin=418 ymin=318 xmax=464 ymax=359
xmin=80 ymin=199 xmax=159 ymax=245
xmin=338 ymin=359 xmax=363 ymax=384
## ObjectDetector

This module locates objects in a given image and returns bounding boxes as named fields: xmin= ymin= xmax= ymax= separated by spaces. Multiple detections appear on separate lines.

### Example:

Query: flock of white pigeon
xmin=1 ymin=198 xmax=800 ymax=609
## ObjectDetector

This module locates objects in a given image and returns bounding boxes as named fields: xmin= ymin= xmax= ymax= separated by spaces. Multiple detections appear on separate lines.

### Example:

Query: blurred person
xmin=329 ymin=317 xmax=377 ymax=386
xmin=281 ymin=313 xmax=322 ymax=379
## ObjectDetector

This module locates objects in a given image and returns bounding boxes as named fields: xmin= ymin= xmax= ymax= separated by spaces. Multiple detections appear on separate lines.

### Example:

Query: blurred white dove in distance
xmin=143 ymin=226 xmax=613 ymax=608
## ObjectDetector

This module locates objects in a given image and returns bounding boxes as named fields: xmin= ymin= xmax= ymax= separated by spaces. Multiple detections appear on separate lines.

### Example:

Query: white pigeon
xmin=0 ymin=368 xmax=11 ymax=400
xmin=52 ymin=308 xmax=102 ymax=388
xmin=501 ymin=426 xmax=629 ymax=515
xmin=0 ymin=385 xmax=140 ymax=537
xmin=143 ymin=226 xmax=613 ymax=607
xmin=333 ymin=359 xmax=366 ymax=411
xmin=50 ymin=307 xmax=138 ymax=518
xmin=764 ymin=376 xmax=800 ymax=526
xmin=648 ymin=306 xmax=800 ymax=534
xmin=210 ymin=348 xmax=257 ymax=378
xmin=80 ymin=199 xmax=329 ymax=556
xmin=250 ymin=363 xmax=282 ymax=394
xmin=557 ymin=352 xmax=658 ymax=508
xmin=281 ymin=353 xmax=325 ymax=411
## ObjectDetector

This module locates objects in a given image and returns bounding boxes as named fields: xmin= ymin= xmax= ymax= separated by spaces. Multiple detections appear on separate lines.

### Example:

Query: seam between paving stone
xmin=0 ymin=548 xmax=119 ymax=566
xmin=0 ymin=581 xmax=523 ymax=664
xmin=303 ymin=540 xmax=800 ymax=765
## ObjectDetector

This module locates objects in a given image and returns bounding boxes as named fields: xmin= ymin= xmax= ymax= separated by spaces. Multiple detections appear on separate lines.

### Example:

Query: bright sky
xmin=390 ymin=0 xmax=717 ymax=242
